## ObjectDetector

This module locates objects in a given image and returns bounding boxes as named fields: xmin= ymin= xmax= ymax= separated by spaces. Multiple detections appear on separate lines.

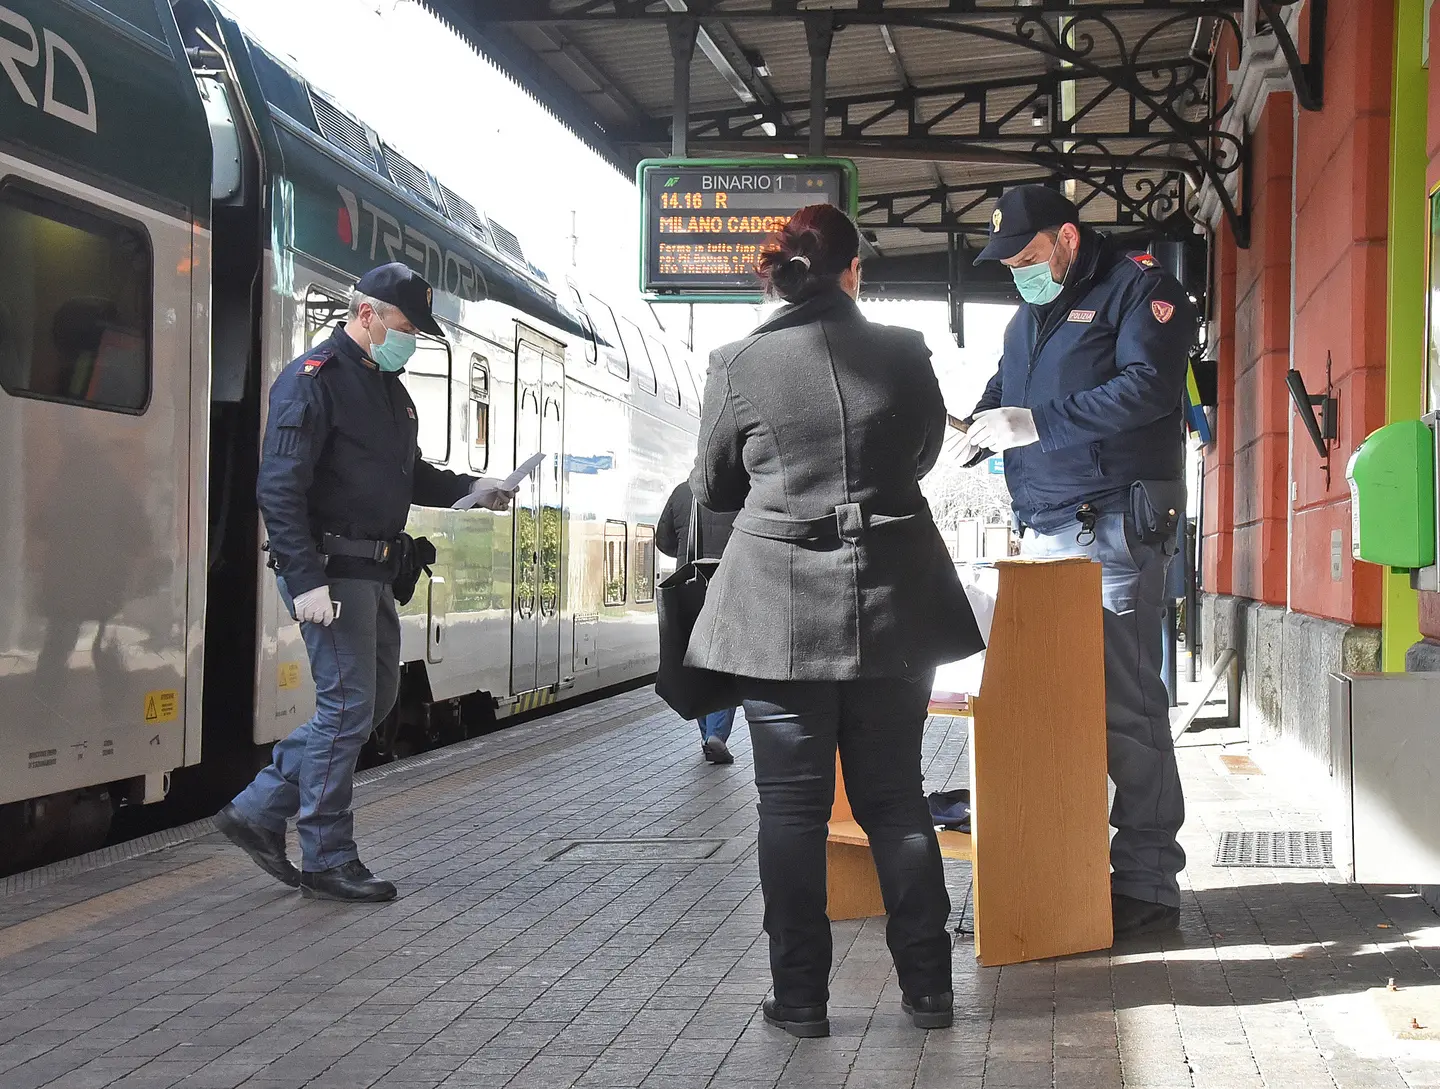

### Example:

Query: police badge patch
xmin=1151 ymin=300 xmax=1175 ymax=323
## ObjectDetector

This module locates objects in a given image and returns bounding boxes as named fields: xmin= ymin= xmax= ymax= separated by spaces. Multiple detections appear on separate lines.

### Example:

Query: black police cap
xmin=355 ymin=262 xmax=442 ymax=337
xmin=974 ymin=185 xmax=1080 ymax=264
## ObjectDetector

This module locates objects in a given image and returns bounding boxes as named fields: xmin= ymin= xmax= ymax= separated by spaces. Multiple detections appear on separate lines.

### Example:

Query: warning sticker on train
xmin=278 ymin=662 xmax=301 ymax=690
xmin=144 ymin=690 xmax=179 ymax=724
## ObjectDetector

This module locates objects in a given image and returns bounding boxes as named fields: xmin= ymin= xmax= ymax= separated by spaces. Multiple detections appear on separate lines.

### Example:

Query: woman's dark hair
xmin=755 ymin=203 xmax=860 ymax=302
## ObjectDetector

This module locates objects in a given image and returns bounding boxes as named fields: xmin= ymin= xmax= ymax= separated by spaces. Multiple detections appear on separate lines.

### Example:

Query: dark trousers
xmin=741 ymin=674 xmax=952 ymax=1007
xmin=233 ymin=577 xmax=401 ymax=871
xmin=1021 ymin=511 xmax=1186 ymax=906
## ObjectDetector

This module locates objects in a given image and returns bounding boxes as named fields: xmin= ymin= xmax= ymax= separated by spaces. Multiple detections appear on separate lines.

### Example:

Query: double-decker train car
xmin=0 ymin=0 xmax=702 ymax=872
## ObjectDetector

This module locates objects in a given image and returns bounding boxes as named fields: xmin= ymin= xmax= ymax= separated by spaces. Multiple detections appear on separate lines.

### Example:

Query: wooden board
xmin=970 ymin=557 xmax=1113 ymax=966
xmin=825 ymin=754 xmax=973 ymax=921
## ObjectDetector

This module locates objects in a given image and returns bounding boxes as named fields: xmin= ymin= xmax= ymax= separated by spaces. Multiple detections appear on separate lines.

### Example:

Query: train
xmin=0 ymin=0 xmax=700 ymax=873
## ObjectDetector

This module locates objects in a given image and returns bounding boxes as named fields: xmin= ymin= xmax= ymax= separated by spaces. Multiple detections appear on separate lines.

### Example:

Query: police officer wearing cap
xmin=215 ymin=263 xmax=517 ymax=902
xmin=960 ymin=185 xmax=1197 ymax=940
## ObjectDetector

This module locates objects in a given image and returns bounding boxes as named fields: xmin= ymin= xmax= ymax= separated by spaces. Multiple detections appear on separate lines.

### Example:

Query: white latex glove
xmin=292 ymin=586 xmax=336 ymax=627
xmin=967 ymin=407 xmax=1039 ymax=453
xmin=468 ymin=476 xmax=519 ymax=512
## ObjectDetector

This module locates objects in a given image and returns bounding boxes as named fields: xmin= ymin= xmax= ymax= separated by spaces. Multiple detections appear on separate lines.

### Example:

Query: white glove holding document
xmin=452 ymin=453 xmax=546 ymax=511
xmin=465 ymin=476 xmax=520 ymax=512
xmin=292 ymin=586 xmax=336 ymax=627
xmin=967 ymin=407 xmax=1039 ymax=453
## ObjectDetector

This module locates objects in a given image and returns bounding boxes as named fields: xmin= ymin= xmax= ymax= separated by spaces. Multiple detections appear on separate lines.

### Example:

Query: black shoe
xmin=300 ymin=860 xmax=397 ymax=903
xmin=762 ymin=997 xmax=829 ymax=1038
xmin=902 ymin=992 xmax=954 ymax=1029
xmin=214 ymin=804 xmax=299 ymax=888
xmin=702 ymin=737 xmax=734 ymax=764
xmin=1112 ymin=893 xmax=1180 ymax=940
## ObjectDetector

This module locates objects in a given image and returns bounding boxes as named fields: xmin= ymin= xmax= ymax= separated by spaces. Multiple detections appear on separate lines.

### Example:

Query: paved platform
xmin=4 ymin=687 xmax=1440 ymax=1089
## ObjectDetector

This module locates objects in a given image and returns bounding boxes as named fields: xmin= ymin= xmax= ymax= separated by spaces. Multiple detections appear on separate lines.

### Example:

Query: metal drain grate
xmin=1214 ymin=830 xmax=1333 ymax=868
xmin=546 ymin=838 xmax=725 ymax=863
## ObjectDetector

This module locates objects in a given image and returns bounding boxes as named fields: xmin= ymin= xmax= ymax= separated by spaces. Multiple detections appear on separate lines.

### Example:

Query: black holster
xmin=392 ymin=533 xmax=437 ymax=606
xmin=1129 ymin=479 xmax=1185 ymax=554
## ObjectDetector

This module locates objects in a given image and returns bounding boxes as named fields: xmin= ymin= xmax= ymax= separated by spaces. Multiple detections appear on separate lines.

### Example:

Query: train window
xmin=604 ymin=521 xmax=628 ymax=606
xmin=588 ymin=295 xmax=627 ymax=379
xmin=620 ymin=320 xmax=657 ymax=395
xmin=0 ymin=185 xmax=151 ymax=413
xmin=567 ymin=286 xmax=598 ymax=364
xmin=647 ymin=336 xmax=681 ymax=408
xmin=468 ymin=355 xmax=489 ymax=472
xmin=633 ymin=525 xmax=656 ymax=604
xmin=401 ymin=336 xmax=451 ymax=464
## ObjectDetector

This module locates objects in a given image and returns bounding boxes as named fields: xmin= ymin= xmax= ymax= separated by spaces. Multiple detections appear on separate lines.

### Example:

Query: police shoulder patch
xmin=1128 ymin=252 xmax=1160 ymax=271
xmin=299 ymin=348 xmax=334 ymax=376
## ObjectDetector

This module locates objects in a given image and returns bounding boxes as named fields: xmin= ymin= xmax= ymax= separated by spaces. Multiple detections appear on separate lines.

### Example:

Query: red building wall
xmin=1287 ymin=0 xmax=1392 ymax=626
xmin=1205 ymin=2 xmax=1393 ymax=630
xmin=1229 ymin=96 xmax=1292 ymax=606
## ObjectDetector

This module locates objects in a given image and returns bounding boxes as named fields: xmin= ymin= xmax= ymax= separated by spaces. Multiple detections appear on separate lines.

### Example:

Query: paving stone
xmin=7 ymin=699 xmax=1440 ymax=1088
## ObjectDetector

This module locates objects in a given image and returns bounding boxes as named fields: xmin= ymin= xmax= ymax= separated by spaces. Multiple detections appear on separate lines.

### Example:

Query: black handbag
xmin=654 ymin=497 xmax=739 ymax=720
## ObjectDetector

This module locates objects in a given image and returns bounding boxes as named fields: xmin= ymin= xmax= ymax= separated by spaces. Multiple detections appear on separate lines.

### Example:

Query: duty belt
xmin=734 ymin=499 xmax=931 ymax=544
xmin=321 ymin=532 xmax=397 ymax=563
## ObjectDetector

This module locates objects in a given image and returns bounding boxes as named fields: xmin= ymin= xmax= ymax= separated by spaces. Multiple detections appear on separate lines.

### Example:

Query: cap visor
xmin=404 ymin=309 xmax=444 ymax=338
xmin=973 ymin=233 xmax=1030 ymax=265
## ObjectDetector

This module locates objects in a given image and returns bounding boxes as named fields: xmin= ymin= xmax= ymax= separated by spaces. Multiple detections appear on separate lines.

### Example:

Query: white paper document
xmin=450 ymin=452 xmax=547 ymax=510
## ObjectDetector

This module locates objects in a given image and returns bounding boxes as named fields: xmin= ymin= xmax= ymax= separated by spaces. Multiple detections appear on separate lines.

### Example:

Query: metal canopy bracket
xmin=1256 ymin=0 xmax=1326 ymax=111
xmin=455 ymin=0 xmax=1312 ymax=249
xmin=805 ymin=14 xmax=834 ymax=157
xmin=668 ymin=17 xmax=698 ymax=157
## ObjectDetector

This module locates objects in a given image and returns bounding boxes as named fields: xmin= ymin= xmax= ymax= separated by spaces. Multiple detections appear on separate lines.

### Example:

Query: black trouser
xmin=741 ymin=673 xmax=952 ymax=1007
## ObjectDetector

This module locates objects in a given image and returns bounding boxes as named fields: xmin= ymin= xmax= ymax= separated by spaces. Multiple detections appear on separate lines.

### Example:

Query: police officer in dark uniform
xmin=215 ymin=263 xmax=516 ymax=902
xmin=961 ymin=186 xmax=1197 ymax=940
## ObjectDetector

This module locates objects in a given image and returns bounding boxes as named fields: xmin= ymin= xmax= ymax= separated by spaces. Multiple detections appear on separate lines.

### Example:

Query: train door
xmin=537 ymin=353 xmax=565 ymax=687
xmin=510 ymin=328 xmax=565 ymax=695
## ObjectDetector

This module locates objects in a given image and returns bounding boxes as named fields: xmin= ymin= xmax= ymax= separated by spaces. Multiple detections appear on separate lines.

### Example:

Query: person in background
xmin=686 ymin=204 xmax=984 ymax=1038
xmin=961 ymin=184 xmax=1197 ymax=940
xmin=655 ymin=478 xmax=738 ymax=764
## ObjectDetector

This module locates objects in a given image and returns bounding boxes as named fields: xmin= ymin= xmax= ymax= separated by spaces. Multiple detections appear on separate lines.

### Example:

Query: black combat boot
xmin=214 ymin=804 xmax=299 ymax=888
xmin=902 ymin=991 xmax=954 ymax=1029
xmin=1112 ymin=893 xmax=1180 ymax=940
xmin=299 ymin=860 xmax=397 ymax=903
xmin=762 ymin=997 xmax=829 ymax=1038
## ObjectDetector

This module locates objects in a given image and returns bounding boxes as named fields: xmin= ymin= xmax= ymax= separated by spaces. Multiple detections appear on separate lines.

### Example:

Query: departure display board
xmin=638 ymin=158 xmax=859 ymax=299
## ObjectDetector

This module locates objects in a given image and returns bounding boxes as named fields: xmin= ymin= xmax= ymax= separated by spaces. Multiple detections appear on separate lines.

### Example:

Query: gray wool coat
xmin=684 ymin=289 xmax=984 ymax=681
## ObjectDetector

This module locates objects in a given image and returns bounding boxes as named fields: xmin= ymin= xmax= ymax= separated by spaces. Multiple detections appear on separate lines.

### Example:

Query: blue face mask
xmin=369 ymin=322 xmax=416 ymax=372
xmin=1010 ymin=242 xmax=1064 ymax=306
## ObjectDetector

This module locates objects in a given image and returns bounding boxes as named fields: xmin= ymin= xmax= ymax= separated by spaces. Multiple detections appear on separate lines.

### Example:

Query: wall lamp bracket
xmin=1286 ymin=352 xmax=1338 ymax=485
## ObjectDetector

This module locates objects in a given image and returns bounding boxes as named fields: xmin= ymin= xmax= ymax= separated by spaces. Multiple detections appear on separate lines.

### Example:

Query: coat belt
xmin=734 ymin=499 xmax=931 ymax=544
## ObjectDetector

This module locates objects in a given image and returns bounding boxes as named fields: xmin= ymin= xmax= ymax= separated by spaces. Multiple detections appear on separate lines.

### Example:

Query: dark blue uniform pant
xmin=232 ymin=577 xmax=401 ymax=871
xmin=741 ymin=673 xmax=952 ymax=1007
xmin=1021 ymin=511 xmax=1187 ymax=907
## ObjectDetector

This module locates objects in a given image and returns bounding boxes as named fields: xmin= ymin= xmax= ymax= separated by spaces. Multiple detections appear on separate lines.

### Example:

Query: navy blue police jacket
xmin=973 ymin=229 xmax=1198 ymax=533
xmin=257 ymin=325 xmax=475 ymax=596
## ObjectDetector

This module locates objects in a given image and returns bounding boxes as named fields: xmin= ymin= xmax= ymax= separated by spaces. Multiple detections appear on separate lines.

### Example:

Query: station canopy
xmin=418 ymin=1 xmax=1306 ymax=302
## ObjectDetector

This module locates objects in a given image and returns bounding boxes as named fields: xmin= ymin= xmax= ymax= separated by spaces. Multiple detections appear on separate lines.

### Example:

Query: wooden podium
xmin=825 ymin=557 xmax=1113 ymax=966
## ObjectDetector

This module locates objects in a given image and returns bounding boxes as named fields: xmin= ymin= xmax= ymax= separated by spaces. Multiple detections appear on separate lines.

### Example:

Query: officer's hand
xmin=468 ymin=477 xmax=517 ymax=512
xmin=292 ymin=586 xmax=336 ymax=626
xmin=968 ymin=407 xmax=1039 ymax=453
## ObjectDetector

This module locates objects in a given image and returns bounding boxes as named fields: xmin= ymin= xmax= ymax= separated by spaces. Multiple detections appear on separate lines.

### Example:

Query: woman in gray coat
xmin=687 ymin=204 xmax=983 ymax=1037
